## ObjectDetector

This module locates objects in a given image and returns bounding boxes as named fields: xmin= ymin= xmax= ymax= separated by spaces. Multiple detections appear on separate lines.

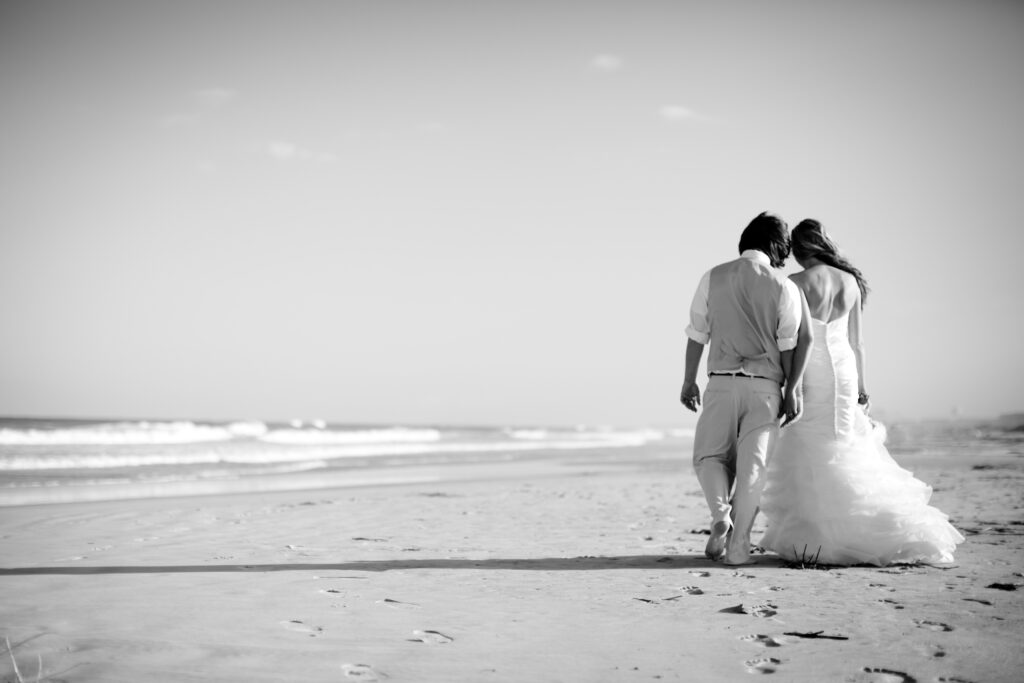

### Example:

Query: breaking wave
xmin=0 ymin=421 xmax=268 ymax=446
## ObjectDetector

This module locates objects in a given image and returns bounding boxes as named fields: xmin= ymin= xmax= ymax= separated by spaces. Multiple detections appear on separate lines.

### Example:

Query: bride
xmin=759 ymin=219 xmax=964 ymax=566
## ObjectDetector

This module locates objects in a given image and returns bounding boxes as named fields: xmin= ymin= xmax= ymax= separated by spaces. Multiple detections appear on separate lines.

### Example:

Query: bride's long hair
xmin=792 ymin=219 xmax=870 ymax=305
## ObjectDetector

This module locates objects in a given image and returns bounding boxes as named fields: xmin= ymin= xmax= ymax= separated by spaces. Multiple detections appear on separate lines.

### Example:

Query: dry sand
xmin=1 ymin=447 xmax=1022 ymax=682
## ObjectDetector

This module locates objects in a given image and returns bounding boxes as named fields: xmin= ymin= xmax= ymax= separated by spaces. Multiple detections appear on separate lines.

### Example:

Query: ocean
xmin=0 ymin=418 xmax=690 ymax=506
xmin=1 ymin=416 xmax=1019 ymax=507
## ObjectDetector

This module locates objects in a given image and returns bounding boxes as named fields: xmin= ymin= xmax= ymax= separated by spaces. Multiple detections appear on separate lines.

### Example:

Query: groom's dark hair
xmin=738 ymin=211 xmax=790 ymax=268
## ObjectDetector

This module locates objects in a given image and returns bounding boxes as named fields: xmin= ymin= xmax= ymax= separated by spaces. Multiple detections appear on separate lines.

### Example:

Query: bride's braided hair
xmin=792 ymin=219 xmax=870 ymax=305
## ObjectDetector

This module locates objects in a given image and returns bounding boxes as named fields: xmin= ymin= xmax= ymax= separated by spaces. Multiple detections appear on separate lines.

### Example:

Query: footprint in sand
xmin=913 ymin=619 xmax=953 ymax=632
xmin=689 ymin=570 xmax=711 ymax=578
xmin=937 ymin=677 xmax=976 ymax=683
xmin=744 ymin=657 xmax=781 ymax=674
xmin=750 ymin=603 xmax=778 ymax=618
xmin=678 ymin=586 xmax=705 ymax=595
xmin=281 ymin=620 xmax=323 ymax=636
xmin=719 ymin=603 xmax=777 ymax=617
xmin=409 ymin=630 xmax=454 ymax=645
xmin=854 ymin=667 xmax=917 ymax=683
xmin=341 ymin=663 xmax=384 ymax=680
xmin=740 ymin=634 xmax=784 ymax=648
xmin=877 ymin=598 xmax=905 ymax=610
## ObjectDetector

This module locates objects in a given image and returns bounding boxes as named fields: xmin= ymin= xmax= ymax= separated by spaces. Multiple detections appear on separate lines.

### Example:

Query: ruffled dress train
xmin=760 ymin=316 xmax=964 ymax=566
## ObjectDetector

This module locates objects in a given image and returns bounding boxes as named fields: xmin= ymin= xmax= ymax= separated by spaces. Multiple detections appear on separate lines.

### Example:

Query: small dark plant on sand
xmin=786 ymin=544 xmax=831 ymax=570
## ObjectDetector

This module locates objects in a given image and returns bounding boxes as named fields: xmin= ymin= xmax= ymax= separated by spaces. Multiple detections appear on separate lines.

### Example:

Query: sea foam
xmin=0 ymin=421 xmax=265 ymax=446
xmin=260 ymin=427 xmax=442 ymax=445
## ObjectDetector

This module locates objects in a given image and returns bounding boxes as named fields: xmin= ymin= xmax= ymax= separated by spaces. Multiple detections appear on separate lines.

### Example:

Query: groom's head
xmin=738 ymin=211 xmax=790 ymax=268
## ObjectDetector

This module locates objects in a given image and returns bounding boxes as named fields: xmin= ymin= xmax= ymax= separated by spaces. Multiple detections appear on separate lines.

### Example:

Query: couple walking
xmin=681 ymin=212 xmax=963 ymax=567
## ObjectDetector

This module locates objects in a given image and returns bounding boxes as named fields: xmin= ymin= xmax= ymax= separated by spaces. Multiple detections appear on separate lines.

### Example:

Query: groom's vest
xmin=706 ymin=257 xmax=789 ymax=384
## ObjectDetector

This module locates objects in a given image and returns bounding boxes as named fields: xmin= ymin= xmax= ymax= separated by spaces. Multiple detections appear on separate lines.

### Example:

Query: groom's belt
xmin=709 ymin=371 xmax=770 ymax=380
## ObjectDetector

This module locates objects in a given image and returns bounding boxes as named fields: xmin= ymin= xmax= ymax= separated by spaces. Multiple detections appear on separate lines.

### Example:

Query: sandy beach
xmin=1 ymin=445 xmax=1022 ymax=682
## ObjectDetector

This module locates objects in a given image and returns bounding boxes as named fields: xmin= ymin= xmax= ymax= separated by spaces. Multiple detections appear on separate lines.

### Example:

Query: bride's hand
xmin=780 ymin=389 xmax=802 ymax=427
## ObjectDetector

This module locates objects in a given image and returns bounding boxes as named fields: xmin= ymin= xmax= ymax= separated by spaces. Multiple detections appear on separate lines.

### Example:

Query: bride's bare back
xmin=791 ymin=263 xmax=866 ymax=391
xmin=790 ymin=264 xmax=860 ymax=323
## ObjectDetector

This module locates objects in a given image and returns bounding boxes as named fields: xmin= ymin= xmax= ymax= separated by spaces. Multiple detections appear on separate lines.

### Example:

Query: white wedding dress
xmin=760 ymin=314 xmax=964 ymax=566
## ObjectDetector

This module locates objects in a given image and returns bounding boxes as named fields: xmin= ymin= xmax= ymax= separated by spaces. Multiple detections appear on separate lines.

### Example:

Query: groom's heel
xmin=705 ymin=519 xmax=732 ymax=560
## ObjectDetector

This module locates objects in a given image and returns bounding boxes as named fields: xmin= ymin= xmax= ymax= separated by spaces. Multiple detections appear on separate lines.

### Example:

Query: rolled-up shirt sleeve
xmin=776 ymin=279 xmax=801 ymax=351
xmin=685 ymin=270 xmax=712 ymax=345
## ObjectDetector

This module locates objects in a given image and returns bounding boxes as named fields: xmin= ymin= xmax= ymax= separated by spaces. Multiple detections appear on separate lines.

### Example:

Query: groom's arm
xmin=681 ymin=271 xmax=711 ymax=412
xmin=779 ymin=286 xmax=813 ymax=426
xmin=788 ymin=290 xmax=814 ymax=389
xmin=681 ymin=339 xmax=705 ymax=412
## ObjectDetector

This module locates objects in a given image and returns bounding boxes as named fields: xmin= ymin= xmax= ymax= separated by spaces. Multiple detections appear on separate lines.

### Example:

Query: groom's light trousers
xmin=692 ymin=375 xmax=781 ymax=560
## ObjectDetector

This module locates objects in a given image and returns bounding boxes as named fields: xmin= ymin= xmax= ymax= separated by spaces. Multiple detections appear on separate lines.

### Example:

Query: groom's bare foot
xmin=705 ymin=520 xmax=732 ymax=560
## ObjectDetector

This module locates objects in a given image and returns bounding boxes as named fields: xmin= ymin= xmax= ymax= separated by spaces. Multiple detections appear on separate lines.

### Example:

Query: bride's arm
xmin=848 ymin=290 xmax=867 ymax=401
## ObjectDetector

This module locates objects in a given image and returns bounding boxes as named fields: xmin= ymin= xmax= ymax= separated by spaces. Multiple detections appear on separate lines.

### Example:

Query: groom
xmin=680 ymin=211 xmax=807 ymax=565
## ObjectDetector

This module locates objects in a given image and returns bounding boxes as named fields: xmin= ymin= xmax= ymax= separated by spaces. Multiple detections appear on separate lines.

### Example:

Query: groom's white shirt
xmin=685 ymin=250 xmax=801 ymax=374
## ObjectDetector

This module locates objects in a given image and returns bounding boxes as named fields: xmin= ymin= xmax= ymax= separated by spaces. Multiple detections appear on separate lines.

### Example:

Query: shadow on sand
xmin=0 ymin=554 xmax=786 ymax=575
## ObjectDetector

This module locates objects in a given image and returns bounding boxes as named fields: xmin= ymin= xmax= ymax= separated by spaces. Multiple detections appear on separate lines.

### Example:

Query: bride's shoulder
xmin=790 ymin=266 xmax=828 ymax=288
xmin=831 ymin=269 xmax=860 ymax=297
xmin=807 ymin=264 xmax=856 ymax=289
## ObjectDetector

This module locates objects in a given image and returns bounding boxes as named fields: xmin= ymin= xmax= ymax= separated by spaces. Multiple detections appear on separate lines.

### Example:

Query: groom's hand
xmin=780 ymin=388 xmax=802 ymax=427
xmin=680 ymin=381 xmax=701 ymax=413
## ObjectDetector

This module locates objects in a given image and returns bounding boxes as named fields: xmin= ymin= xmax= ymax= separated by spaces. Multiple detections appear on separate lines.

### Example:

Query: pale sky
xmin=1 ymin=1 xmax=1022 ymax=427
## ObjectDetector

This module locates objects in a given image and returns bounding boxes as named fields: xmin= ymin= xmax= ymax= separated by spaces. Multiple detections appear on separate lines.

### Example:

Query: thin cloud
xmin=659 ymin=105 xmax=704 ymax=122
xmin=267 ymin=140 xmax=336 ymax=163
xmin=157 ymin=87 xmax=237 ymax=128
xmin=591 ymin=54 xmax=624 ymax=72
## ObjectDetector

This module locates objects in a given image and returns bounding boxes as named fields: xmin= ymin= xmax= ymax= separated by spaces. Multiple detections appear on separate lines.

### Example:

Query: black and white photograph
xmin=1 ymin=1 xmax=1022 ymax=681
